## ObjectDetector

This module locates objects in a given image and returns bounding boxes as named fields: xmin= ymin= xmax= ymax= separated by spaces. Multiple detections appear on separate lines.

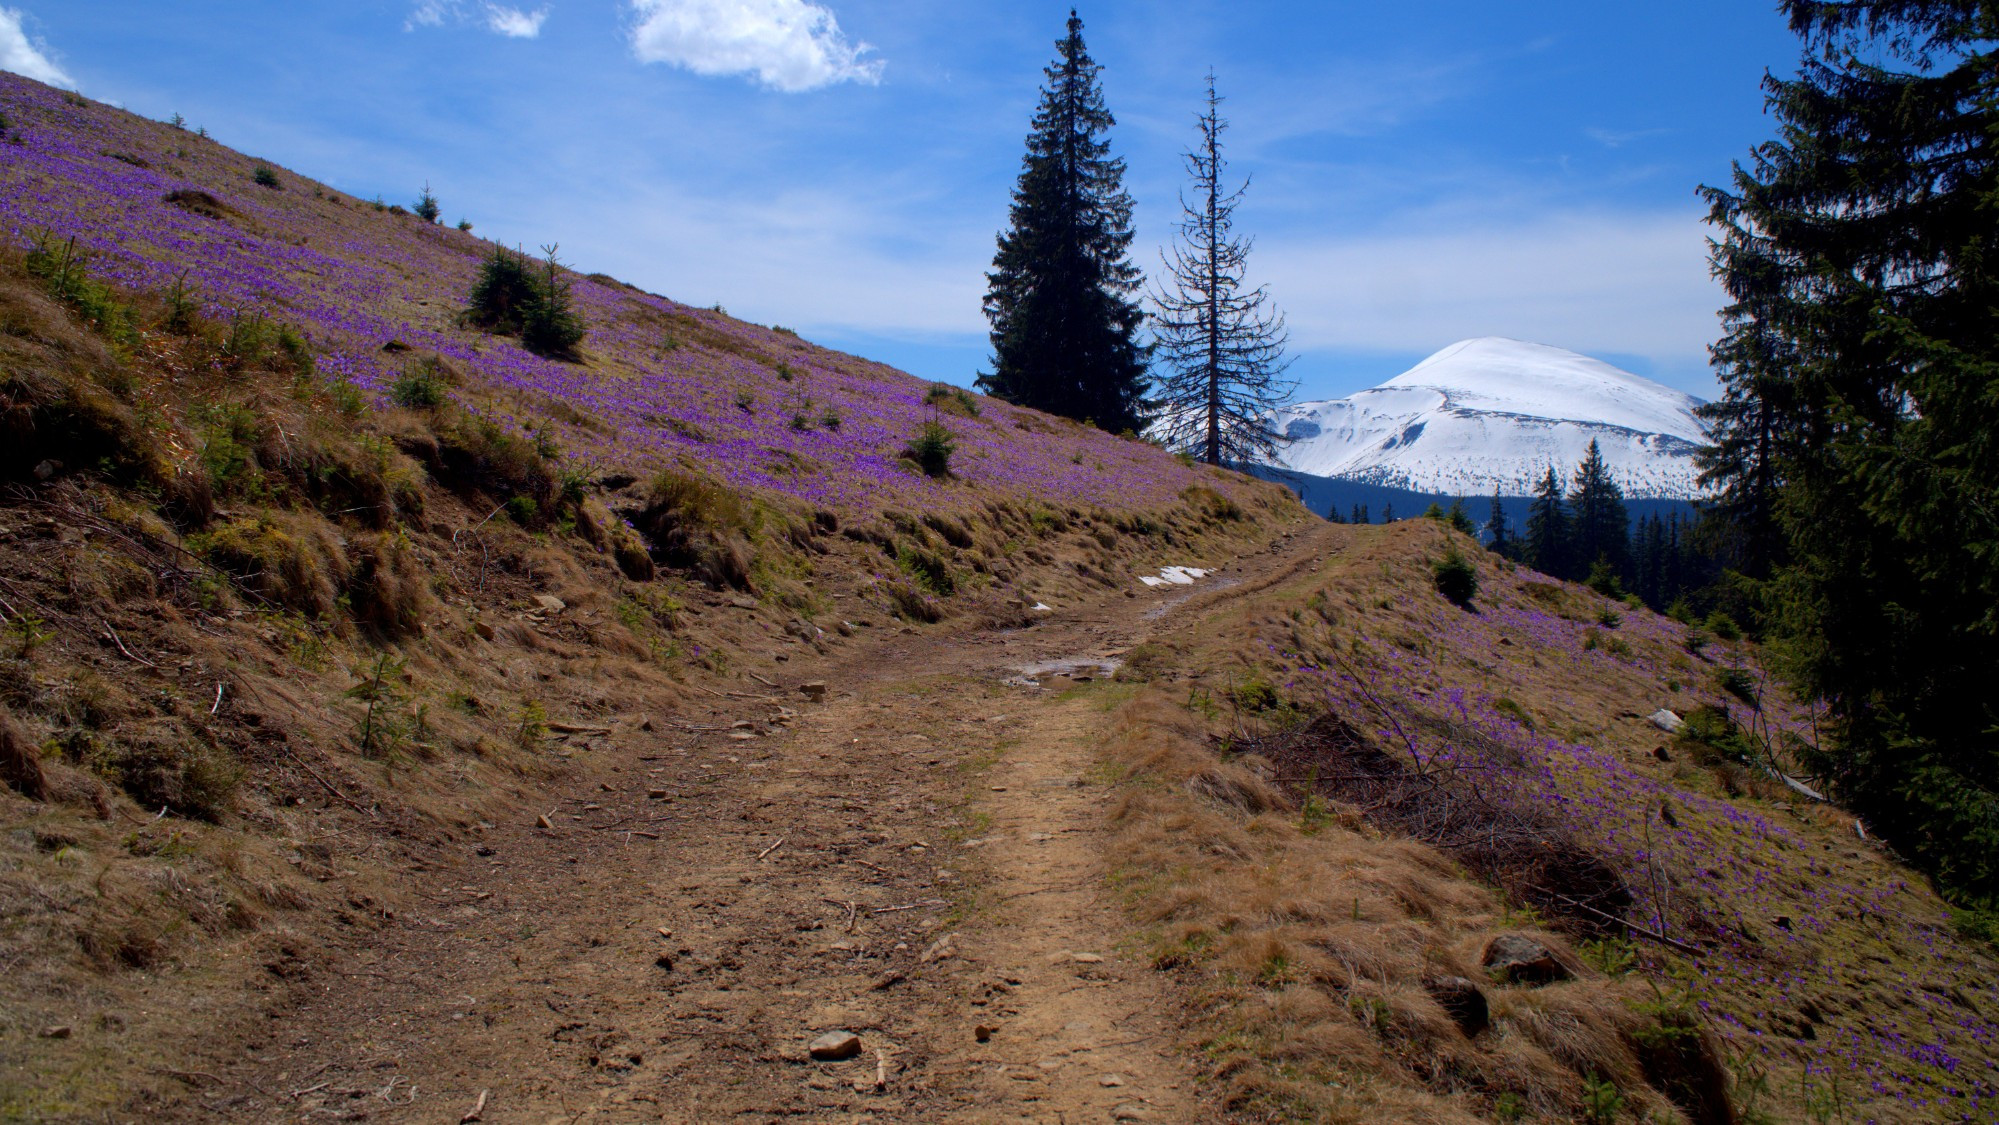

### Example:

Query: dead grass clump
xmin=400 ymin=410 xmax=562 ymax=522
xmin=632 ymin=469 xmax=758 ymax=590
xmin=162 ymin=188 xmax=233 ymax=220
xmin=1186 ymin=761 xmax=1291 ymax=815
xmin=81 ymin=720 xmax=240 ymax=821
xmin=884 ymin=580 xmax=943 ymax=623
xmin=0 ymin=704 xmax=48 ymax=799
xmin=346 ymin=532 xmax=428 ymax=638
xmin=197 ymin=513 xmax=351 ymax=617
xmin=1251 ymin=710 xmax=1632 ymax=936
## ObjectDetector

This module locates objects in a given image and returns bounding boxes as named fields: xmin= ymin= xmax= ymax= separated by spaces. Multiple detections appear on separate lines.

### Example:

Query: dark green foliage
xmin=1149 ymin=74 xmax=1293 ymax=466
xmin=252 ymin=166 xmax=280 ymax=189
xmin=1524 ymin=466 xmax=1567 ymax=577
xmin=1700 ymin=0 xmax=1999 ymax=904
xmin=1433 ymin=549 xmax=1478 ymax=607
xmin=1423 ymin=502 xmax=1445 ymax=520
xmin=456 ymin=219 xmax=473 ymax=232
xmin=978 ymin=11 xmax=1149 ymax=434
xmin=924 ymin=383 xmax=980 ymax=417
xmin=896 ymin=544 xmax=955 ymax=596
xmin=465 ymin=244 xmax=585 ymax=359
xmin=519 ymin=245 xmax=586 ymax=359
xmin=389 ymin=359 xmax=448 ymax=408
xmin=1487 ymin=487 xmax=1512 ymax=557
xmin=1585 ymin=559 xmax=1624 ymax=600
xmin=902 ymin=421 xmax=955 ymax=479
xmin=1568 ymin=439 xmax=1629 ymax=578
xmin=24 ymin=233 xmax=137 ymax=350
xmin=1446 ymin=497 xmax=1475 ymax=535
xmin=1716 ymin=667 xmax=1758 ymax=708
xmin=466 ymin=245 xmax=540 ymax=335
xmin=413 ymin=182 xmax=441 ymax=224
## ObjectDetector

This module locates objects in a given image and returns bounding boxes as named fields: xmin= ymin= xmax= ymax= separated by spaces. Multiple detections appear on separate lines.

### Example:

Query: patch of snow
xmin=1141 ymin=565 xmax=1212 ymax=589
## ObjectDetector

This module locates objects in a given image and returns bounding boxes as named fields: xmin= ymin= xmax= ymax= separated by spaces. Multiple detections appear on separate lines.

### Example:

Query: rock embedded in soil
xmin=1481 ymin=933 xmax=1570 ymax=985
xmin=800 ymin=680 xmax=829 ymax=702
xmin=809 ymin=1031 xmax=863 ymax=1060
xmin=532 ymin=594 xmax=566 ymax=613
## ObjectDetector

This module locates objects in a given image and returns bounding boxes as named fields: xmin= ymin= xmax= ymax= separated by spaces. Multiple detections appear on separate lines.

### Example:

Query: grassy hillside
xmin=0 ymin=74 xmax=1303 ymax=1120
xmin=1104 ymin=518 xmax=1998 ymax=1122
xmin=0 ymin=73 xmax=1244 ymax=518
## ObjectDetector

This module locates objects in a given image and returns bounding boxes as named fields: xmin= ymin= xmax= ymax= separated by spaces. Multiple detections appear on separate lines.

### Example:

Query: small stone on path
xmin=809 ymin=1031 xmax=863 ymax=1061
xmin=1098 ymin=1073 xmax=1127 ymax=1087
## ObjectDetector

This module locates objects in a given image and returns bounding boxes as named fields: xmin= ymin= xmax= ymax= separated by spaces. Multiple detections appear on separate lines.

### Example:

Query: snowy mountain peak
xmin=1274 ymin=339 xmax=1710 ymax=500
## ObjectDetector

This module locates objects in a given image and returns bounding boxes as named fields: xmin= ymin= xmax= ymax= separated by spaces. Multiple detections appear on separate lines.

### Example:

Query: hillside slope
xmin=0 ymin=74 xmax=1304 ymax=1122
xmin=1273 ymin=338 xmax=1708 ymax=499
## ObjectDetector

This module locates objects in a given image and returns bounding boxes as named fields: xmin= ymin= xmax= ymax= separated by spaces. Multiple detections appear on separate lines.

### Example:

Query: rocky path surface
xmin=184 ymin=529 xmax=1323 ymax=1124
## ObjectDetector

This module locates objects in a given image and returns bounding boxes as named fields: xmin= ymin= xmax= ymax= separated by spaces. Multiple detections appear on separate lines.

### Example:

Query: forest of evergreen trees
xmin=1695 ymin=0 xmax=1998 ymax=912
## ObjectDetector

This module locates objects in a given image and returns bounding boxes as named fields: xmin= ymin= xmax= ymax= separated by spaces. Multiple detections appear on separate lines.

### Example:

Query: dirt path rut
xmin=183 ymin=530 xmax=1323 ymax=1123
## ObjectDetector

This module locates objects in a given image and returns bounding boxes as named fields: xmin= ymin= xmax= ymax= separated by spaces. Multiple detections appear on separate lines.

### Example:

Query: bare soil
xmin=138 ymin=529 xmax=1327 ymax=1123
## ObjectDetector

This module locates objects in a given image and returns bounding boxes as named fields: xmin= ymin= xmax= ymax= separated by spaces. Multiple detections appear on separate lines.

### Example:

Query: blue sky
xmin=3 ymin=1 xmax=1801 ymax=402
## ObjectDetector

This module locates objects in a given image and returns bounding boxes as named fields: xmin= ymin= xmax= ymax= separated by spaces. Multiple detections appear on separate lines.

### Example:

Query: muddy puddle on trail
xmin=1002 ymin=656 xmax=1123 ymax=688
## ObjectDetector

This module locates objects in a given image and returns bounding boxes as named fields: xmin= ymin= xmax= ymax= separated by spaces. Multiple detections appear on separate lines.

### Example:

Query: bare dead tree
xmin=1149 ymin=72 xmax=1295 ymax=467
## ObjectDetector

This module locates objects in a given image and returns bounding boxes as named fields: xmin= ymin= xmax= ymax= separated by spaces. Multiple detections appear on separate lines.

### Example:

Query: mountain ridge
xmin=1273 ymin=337 xmax=1710 ymax=500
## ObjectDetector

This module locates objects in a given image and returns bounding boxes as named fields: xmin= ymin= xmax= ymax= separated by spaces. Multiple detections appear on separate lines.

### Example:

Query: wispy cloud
xmin=407 ymin=1 xmax=549 ymax=39
xmin=628 ymin=0 xmax=882 ymax=92
xmin=1585 ymin=125 xmax=1672 ymax=148
xmin=0 ymin=7 xmax=74 ymax=89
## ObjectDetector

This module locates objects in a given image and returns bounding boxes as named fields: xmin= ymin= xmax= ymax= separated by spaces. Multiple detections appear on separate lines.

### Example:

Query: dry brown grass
xmin=1100 ymin=552 xmax=1735 ymax=1123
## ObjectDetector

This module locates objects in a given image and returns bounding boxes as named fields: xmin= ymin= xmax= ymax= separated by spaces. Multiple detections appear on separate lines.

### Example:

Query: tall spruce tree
xmin=980 ymin=10 xmax=1149 ymax=434
xmin=1149 ymin=74 xmax=1294 ymax=465
xmin=1702 ymin=0 xmax=1999 ymax=901
xmin=1567 ymin=439 xmax=1630 ymax=579
xmin=1524 ymin=466 xmax=1567 ymax=578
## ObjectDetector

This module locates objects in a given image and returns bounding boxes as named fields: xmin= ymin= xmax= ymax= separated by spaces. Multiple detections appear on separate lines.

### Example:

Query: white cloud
xmin=406 ymin=1 xmax=548 ymax=39
xmin=484 ymin=6 xmax=547 ymax=38
xmin=629 ymin=0 xmax=882 ymax=92
xmin=0 ymin=7 xmax=74 ymax=89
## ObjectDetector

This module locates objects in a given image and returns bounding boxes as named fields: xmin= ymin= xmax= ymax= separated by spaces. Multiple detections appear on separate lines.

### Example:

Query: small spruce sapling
xmin=902 ymin=421 xmax=955 ymax=479
xmin=413 ymin=182 xmax=441 ymax=224
xmin=1433 ymin=549 xmax=1477 ymax=607
xmin=519 ymin=244 xmax=586 ymax=359
xmin=253 ymin=166 xmax=280 ymax=189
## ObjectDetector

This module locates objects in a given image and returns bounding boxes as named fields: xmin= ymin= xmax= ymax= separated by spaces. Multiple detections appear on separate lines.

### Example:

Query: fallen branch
xmin=870 ymin=898 xmax=949 ymax=915
xmin=755 ymin=836 xmax=787 ymax=861
xmin=100 ymin=619 xmax=155 ymax=668
xmin=547 ymin=722 xmax=613 ymax=735
xmin=1530 ymin=885 xmax=1707 ymax=958
xmin=822 ymin=897 xmax=859 ymax=932
xmin=747 ymin=671 xmax=779 ymax=688
xmin=280 ymin=747 xmax=372 ymax=816
xmin=461 ymin=1089 xmax=489 ymax=1123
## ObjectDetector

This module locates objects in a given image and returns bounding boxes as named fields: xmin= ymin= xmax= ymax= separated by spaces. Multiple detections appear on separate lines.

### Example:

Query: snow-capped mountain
xmin=1272 ymin=338 xmax=1710 ymax=499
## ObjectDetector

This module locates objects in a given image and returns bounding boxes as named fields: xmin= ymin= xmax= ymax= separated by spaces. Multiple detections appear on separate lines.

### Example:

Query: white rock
xmin=1648 ymin=708 xmax=1684 ymax=733
xmin=533 ymin=594 xmax=566 ymax=613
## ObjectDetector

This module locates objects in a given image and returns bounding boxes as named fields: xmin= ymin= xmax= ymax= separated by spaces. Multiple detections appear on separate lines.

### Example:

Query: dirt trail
xmin=179 ymin=528 xmax=1327 ymax=1124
